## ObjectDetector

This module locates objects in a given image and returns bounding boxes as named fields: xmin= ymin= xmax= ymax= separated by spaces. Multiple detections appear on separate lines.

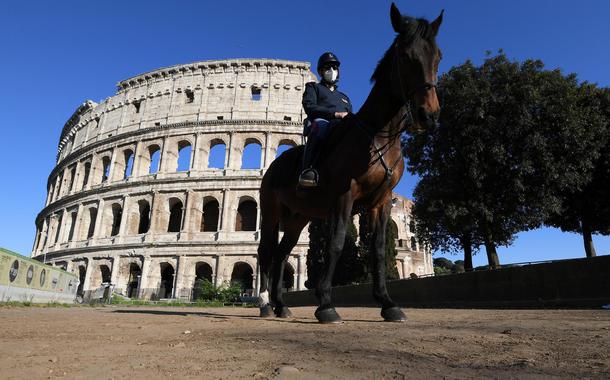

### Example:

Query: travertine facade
xmin=31 ymin=58 xmax=432 ymax=300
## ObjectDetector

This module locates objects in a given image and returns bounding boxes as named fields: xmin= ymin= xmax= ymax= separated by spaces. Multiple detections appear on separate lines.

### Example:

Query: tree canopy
xmin=405 ymin=52 xmax=608 ymax=267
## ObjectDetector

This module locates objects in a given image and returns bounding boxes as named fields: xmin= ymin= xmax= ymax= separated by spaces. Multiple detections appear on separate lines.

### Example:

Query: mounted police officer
xmin=299 ymin=52 xmax=353 ymax=188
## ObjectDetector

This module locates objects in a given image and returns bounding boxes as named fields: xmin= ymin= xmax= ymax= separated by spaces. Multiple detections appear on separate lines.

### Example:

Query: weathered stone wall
xmin=31 ymin=58 xmax=432 ymax=300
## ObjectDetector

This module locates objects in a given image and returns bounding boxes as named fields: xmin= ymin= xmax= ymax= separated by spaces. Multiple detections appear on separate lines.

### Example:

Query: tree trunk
xmin=581 ymin=218 xmax=597 ymax=258
xmin=461 ymin=234 xmax=473 ymax=272
xmin=483 ymin=227 xmax=500 ymax=269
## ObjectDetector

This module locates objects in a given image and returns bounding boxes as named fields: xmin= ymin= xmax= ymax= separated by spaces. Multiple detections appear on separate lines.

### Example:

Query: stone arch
xmin=176 ymin=140 xmax=192 ymax=172
xmin=208 ymin=139 xmax=226 ymax=169
xmin=241 ymin=138 xmax=262 ymax=169
xmin=126 ymin=263 xmax=141 ymax=298
xmin=126 ymin=199 xmax=151 ymax=235
xmin=235 ymin=197 xmax=257 ymax=231
xmin=81 ymin=161 xmax=92 ymax=189
xmin=167 ymin=197 xmax=184 ymax=233
xmin=110 ymin=203 xmax=123 ymax=236
xmin=79 ymin=206 xmax=97 ymax=240
xmin=113 ymin=148 xmax=135 ymax=181
xmin=276 ymin=138 xmax=297 ymax=158
xmin=145 ymin=144 xmax=161 ymax=175
xmin=91 ymin=263 xmax=112 ymax=288
xmin=77 ymin=265 xmax=86 ymax=296
xmin=230 ymin=262 xmax=253 ymax=293
xmin=159 ymin=262 xmax=175 ymax=298
xmin=195 ymin=262 xmax=213 ymax=283
xmin=200 ymin=197 xmax=220 ymax=232
xmin=101 ymin=156 xmax=111 ymax=183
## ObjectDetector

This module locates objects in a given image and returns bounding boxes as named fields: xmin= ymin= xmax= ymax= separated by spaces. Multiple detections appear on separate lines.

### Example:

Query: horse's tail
xmin=257 ymin=170 xmax=280 ymax=305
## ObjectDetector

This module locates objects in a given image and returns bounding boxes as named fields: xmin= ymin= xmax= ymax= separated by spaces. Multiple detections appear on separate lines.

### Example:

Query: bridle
xmin=354 ymin=41 xmax=438 ymax=185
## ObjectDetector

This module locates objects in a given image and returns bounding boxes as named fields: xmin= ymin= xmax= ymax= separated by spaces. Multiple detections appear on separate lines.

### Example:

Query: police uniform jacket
xmin=302 ymin=82 xmax=353 ymax=121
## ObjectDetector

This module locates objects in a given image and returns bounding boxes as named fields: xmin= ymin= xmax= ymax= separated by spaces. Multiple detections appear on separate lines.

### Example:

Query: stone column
xmin=110 ymin=256 xmax=121 ymax=286
xmin=138 ymin=256 xmax=151 ymax=299
xmin=181 ymin=190 xmax=193 ymax=236
xmin=297 ymin=253 xmax=306 ymax=290
xmin=173 ymin=255 xmax=187 ymax=299
xmin=131 ymin=140 xmax=144 ymax=177
xmin=82 ymin=258 xmax=94 ymax=292
xmin=219 ymin=188 xmax=231 ymax=233
xmin=71 ymin=204 xmax=84 ymax=245
xmin=158 ymin=137 xmax=170 ymax=173
xmin=116 ymin=195 xmax=130 ymax=242
xmin=263 ymin=132 xmax=273 ymax=169
xmin=191 ymin=133 xmax=205 ymax=173
xmin=107 ymin=148 xmax=119 ymax=182
xmin=214 ymin=254 xmax=224 ymax=286
xmin=92 ymin=199 xmax=105 ymax=239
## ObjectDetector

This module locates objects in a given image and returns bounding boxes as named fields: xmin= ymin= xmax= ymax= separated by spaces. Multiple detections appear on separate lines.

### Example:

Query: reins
xmin=353 ymin=41 xmax=436 ymax=185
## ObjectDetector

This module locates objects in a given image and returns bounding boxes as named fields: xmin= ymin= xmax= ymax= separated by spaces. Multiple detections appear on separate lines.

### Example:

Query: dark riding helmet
xmin=317 ymin=52 xmax=341 ymax=73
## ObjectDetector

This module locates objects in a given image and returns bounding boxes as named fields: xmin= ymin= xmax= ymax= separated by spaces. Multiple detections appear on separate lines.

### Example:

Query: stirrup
xmin=298 ymin=168 xmax=319 ymax=188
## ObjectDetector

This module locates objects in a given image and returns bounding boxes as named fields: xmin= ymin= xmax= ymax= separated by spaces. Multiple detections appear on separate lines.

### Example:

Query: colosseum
xmin=30 ymin=58 xmax=433 ymax=300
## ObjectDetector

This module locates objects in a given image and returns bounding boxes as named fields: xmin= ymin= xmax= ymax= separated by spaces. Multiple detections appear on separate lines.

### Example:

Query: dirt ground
xmin=0 ymin=306 xmax=608 ymax=379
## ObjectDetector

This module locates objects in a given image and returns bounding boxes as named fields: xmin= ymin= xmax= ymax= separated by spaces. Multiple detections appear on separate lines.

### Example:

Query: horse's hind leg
xmin=369 ymin=201 xmax=406 ymax=322
xmin=270 ymin=214 xmax=309 ymax=318
xmin=315 ymin=193 xmax=353 ymax=323
xmin=257 ymin=197 xmax=280 ymax=318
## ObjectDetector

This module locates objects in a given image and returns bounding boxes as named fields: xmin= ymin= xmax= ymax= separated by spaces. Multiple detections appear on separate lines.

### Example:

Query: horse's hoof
xmin=381 ymin=306 xmax=407 ymax=322
xmin=259 ymin=305 xmax=274 ymax=318
xmin=275 ymin=306 xmax=293 ymax=318
xmin=315 ymin=307 xmax=343 ymax=324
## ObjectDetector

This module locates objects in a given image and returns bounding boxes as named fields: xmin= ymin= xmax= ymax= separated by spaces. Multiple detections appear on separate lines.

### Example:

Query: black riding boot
xmin=299 ymin=136 xmax=320 ymax=188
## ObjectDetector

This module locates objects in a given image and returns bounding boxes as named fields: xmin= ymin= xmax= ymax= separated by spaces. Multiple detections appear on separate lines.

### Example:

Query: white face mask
xmin=323 ymin=68 xmax=338 ymax=83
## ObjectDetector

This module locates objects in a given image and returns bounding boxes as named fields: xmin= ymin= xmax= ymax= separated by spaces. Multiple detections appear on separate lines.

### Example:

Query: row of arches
xmin=37 ymin=195 xmax=260 ymax=250
xmin=81 ymin=260 xmax=296 ymax=300
xmin=48 ymin=136 xmax=298 ymax=206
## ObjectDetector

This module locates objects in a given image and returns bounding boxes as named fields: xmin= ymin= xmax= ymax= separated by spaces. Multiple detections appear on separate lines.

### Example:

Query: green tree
xmin=305 ymin=217 xmax=367 ymax=289
xmin=405 ymin=52 xmax=607 ymax=268
xmin=546 ymin=87 xmax=610 ymax=257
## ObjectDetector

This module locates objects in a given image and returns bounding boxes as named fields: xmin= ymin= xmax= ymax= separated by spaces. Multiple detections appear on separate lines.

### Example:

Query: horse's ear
xmin=390 ymin=3 xmax=403 ymax=33
xmin=430 ymin=9 xmax=444 ymax=36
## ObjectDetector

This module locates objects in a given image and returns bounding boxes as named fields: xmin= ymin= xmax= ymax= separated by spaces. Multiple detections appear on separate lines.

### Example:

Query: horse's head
xmin=387 ymin=3 xmax=443 ymax=131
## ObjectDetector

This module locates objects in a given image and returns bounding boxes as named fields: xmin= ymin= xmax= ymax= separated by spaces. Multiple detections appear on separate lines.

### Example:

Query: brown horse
xmin=257 ymin=3 xmax=443 ymax=323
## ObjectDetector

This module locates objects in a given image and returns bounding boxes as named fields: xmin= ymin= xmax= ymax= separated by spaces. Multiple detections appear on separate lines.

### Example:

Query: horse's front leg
xmin=314 ymin=193 xmax=353 ymax=324
xmin=370 ymin=200 xmax=406 ymax=322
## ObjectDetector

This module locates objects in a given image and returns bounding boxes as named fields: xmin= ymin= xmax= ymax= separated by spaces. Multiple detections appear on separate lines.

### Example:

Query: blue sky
xmin=1 ymin=0 xmax=609 ymax=266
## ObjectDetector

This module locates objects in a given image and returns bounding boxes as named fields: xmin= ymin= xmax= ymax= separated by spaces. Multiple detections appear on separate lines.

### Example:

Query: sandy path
xmin=0 ymin=306 xmax=608 ymax=379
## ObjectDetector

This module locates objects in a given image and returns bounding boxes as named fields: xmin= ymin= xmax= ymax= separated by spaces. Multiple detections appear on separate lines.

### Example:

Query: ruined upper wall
xmin=56 ymin=59 xmax=316 ymax=162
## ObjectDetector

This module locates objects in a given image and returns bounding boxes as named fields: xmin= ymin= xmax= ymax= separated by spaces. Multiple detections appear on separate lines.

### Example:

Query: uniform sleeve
xmin=302 ymin=82 xmax=335 ymax=120
xmin=343 ymin=93 xmax=353 ymax=113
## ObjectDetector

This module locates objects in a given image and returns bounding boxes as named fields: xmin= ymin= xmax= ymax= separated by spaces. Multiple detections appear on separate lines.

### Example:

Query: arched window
xmin=86 ymin=208 xmax=97 ymax=239
xmin=176 ymin=141 xmax=192 ymax=172
xmin=241 ymin=140 xmax=262 ymax=169
xmin=101 ymin=156 xmax=111 ymax=182
xmin=160 ymin=263 xmax=174 ymax=298
xmin=276 ymin=140 xmax=296 ymax=158
xmin=123 ymin=150 xmax=134 ymax=179
xmin=149 ymin=145 xmax=161 ymax=174
xmin=77 ymin=266 xmax=86 ymax=296
xmin=127 ymin=263 xmax=141 ymax=298
xmin=68 ymin=165 xmax=77 ymax=192
xmin=167 ymin=198 xmax=183 ymax=233
xmin=54 ymin=214 xmax=63 ymax=244
xmin=137 ymin=200 xmax=151 ymax=234
xmin=235 ymin=200 xmax=257 ymax=231
xmin=67 ymin=211 xmax=77 ymax=241
xmin=231 ymin=262 xmax=253 ymax=293
xmin=111 ymin=203 xmax=122 ymax=236
xmin=195 ymin=262 xmax=213 ymax=283
xmin=208 ymin=141 xmax=226 ymax=169
xmin=100 ymin=265 xmax=111 ymax=283
xmin=82 ymin=162 xmax=91 ymax=189
xmin=200 ymin=199 xmax=219 ymax=232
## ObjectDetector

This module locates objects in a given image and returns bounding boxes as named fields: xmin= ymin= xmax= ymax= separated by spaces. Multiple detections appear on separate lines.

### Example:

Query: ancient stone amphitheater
xmin=30 ymin=58 xmax=432 ymax=300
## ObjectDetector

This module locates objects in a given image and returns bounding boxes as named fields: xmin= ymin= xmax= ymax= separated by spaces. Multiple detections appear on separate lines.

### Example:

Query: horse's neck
xmin=356 ymin=82 xmax=403 ymax=141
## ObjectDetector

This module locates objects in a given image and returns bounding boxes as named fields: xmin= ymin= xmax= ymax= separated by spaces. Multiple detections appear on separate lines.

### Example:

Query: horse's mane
xmin=370 ymin=17 xmax=435 ymax=84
